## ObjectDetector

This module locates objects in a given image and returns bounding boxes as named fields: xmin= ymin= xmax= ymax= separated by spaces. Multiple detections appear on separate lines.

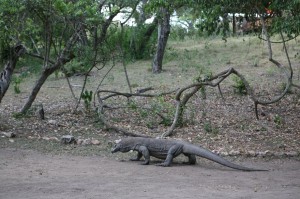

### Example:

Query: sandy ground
xmin=1 ymin=148 xmax=300 ymax=199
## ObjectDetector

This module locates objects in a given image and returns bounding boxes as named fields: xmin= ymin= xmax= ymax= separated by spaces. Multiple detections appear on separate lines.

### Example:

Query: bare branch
xmin=96 ymin=91 xmax=150 ymax=138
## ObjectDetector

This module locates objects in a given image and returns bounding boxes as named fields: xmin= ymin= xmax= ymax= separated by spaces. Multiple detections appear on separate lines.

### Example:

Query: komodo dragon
xmin=111 ymin=137 xmax=267 ymax=171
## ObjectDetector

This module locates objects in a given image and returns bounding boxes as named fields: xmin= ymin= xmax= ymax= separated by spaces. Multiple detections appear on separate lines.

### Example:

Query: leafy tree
xmin=0 ymin=0 xmax=141 ymax=112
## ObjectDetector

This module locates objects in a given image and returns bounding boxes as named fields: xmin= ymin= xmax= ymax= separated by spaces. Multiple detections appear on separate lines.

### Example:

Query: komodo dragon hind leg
xmin=183 ymin=154 xmax=196 ymax=165
xmin=156 ymin=145 xmax=184 ymax=167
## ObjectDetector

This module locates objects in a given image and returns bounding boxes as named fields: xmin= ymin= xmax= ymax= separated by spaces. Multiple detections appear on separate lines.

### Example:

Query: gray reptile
xmin=111 ymin=137 xmax=267 ymax=171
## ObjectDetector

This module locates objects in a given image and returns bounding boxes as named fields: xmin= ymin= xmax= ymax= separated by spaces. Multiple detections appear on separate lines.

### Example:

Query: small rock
xmin=42 ymin=136 xmax=50 ymax=141
xmin=76 ymin=138 xmax=84 ymax=145
xmin=257 ymin=151 xmax=266 ymax=157
xmin=220 ymin=151 xmax=229 ymax=156
xmin=212 ymin=149 xmax=220 ymax=154
xmin=42 ymin=136 xmax=59 ymax=142
xmin=48 ymin=120 xmax=58 ymax=125
xmin=285 ymin=151 xmax=298 ymax=157
xmin=91 ymin=139 xmax=100 ymax=145
xmin=248 ymin=150 xmax=257 ymax=157
xmin=274 ymin=152 xmax=285 ymax=157
xmin=1 ymin=132 xmax=16 ymax=138
xmin=229 ymin=150 xmax=240 ymax=156
xmin=264 ymin=150 xmax=273 ymax=156
xmin=61 ymin=135 xmax=75 ymax=144
xmin=9 ymin=139 xmax=14 ymax=143
xmin=81 ymin=139 xmax=91 ymax=146
xmin=49 ymin=137 xmax=59 ymax=141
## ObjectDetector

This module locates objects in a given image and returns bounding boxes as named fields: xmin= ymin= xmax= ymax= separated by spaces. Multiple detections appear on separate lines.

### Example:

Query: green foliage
xmin=105 ymin=24 xmax=157 ymax=61
xmin=12 ymin=76 xmax=22 ymax=94
xmin=232 ymin=75 xmax=247 ymax=95
xmin=64 ymin=59 xmax=88 ymax=76
xmin=81 ymin=90 xmax=93 ymax=111
xmin=268 ymin=0 xmax=300 ymax=37
xmin=273 ymin=114 xmax=283 ymax=128
xmin=195 ymin=5 xmax=227 ymax=37
xmin=12 ymin=112 xmax=27 ymax=119
xmin=17 ymin=57 xmax=43 ymax=75
xmin=127 ymin=96 xmax=174 ymax=128
xmin=203 ymin=120 xmax=219 ymax=135
xmin=170 ymin=25 xmax=187 ymax=41
xmin=200 ymin=86 xmax=206 ymax=100
xmin=128 ymin=100 xmax=138 ymax=110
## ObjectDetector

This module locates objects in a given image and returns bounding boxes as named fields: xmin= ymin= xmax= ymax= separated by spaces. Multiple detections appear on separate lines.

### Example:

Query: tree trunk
xmin=20 ymin=33 xmax=78 ymax=113
xmin=0 ymin=44 xmax=26 ymax=103
xmin=232 ymin=13 xmax=236 ymax=36
xmin=152 ymin=7 xmax=171 ymax=74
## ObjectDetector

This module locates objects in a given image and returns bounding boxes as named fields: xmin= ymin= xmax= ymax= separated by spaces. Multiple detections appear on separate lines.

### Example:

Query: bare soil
xmin=1 ymin=148 xmax=300 ymax=199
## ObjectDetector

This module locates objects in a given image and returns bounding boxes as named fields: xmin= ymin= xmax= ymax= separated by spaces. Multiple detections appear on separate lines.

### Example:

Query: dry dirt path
xmin=1 ymin=148 xmax=300 ymax=199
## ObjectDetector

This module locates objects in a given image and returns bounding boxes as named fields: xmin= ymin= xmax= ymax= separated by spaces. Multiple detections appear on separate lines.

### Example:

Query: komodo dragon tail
xmin=184 ymin=144 xmax=267 ymax=171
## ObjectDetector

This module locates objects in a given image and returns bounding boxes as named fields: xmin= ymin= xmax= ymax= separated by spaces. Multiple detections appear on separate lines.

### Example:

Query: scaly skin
xmin=111 ymin=137 xmax=267 ymax=171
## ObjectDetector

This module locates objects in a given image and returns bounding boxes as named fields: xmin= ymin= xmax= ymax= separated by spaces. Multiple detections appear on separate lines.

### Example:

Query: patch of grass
xmin=273 ymin=114 xmax=283 ymax=128
xmin=203 ymin=121 xmax=219 ymax=136
xmin=232 ymin=75 xmax=247 ymax=95
xmin=253 ymin=57 xmax=259 ymax=67
xmin=81 ymin=90 xmax=93 ymax=111
xmin=12 ymin=76 xmax=22 ymax=94
xmin=266 ymin=66 xmax=277 ymax=76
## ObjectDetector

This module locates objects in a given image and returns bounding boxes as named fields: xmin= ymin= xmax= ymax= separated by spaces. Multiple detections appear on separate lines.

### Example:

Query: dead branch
xmin=162 ymin=68 xmax=238 ymax=137
xmin=96 ymin=91 xmax=150 ymax=138
xmin=98 ymin=88 xmax=178 ymax=101
xmin=252 ymin=13 xmax=293 ymax=117
xmin=258 ymin=34 xmax=299 ymax=44
xmin=136 ymin=87 xmax=154 ymax=94
xmin=96 ymin=87 xmax=177 ymax=137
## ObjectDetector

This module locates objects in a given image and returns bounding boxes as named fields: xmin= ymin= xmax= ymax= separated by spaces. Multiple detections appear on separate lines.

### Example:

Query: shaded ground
xmin=1 ymin=148 xmax=300 ymax=199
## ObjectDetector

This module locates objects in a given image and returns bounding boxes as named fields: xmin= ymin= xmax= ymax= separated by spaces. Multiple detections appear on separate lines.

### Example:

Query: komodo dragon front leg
xmin=131 ymin=146 xmax=150 ymax=165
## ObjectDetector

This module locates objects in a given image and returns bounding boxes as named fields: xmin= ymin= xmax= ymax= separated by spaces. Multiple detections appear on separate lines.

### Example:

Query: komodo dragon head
xmin=111 ymin=139 xmax=132 ymax=153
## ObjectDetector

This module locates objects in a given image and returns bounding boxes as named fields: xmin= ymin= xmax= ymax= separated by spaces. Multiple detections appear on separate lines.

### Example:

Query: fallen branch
xmin=98 ymin=88 xmax=178 ymax=101
xmin=96 ymin=91 xmax=150 ymax=138
xmin=162 ymin=67 xmax=244 ymax=137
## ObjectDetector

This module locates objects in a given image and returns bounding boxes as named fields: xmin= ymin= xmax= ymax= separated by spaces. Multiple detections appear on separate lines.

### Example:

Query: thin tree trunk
xmin=20 ymin=33 xmax=78 ymax=113
xmin=20 ymin=68 xmax=54 ymax=113
xmin=0 ymin=44 xmax=26 ymax=103
xmin=152 ymin=7 xmax=171 ymax=73
xmin=232 ymin=13 xmax=236 ymax=36
xmin=136 ymin=17 xmax=158 ymax=59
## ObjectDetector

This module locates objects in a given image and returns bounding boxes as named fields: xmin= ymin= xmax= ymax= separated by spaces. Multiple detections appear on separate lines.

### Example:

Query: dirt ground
xmin=1 ymin=148 xmax=300 ymax=199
